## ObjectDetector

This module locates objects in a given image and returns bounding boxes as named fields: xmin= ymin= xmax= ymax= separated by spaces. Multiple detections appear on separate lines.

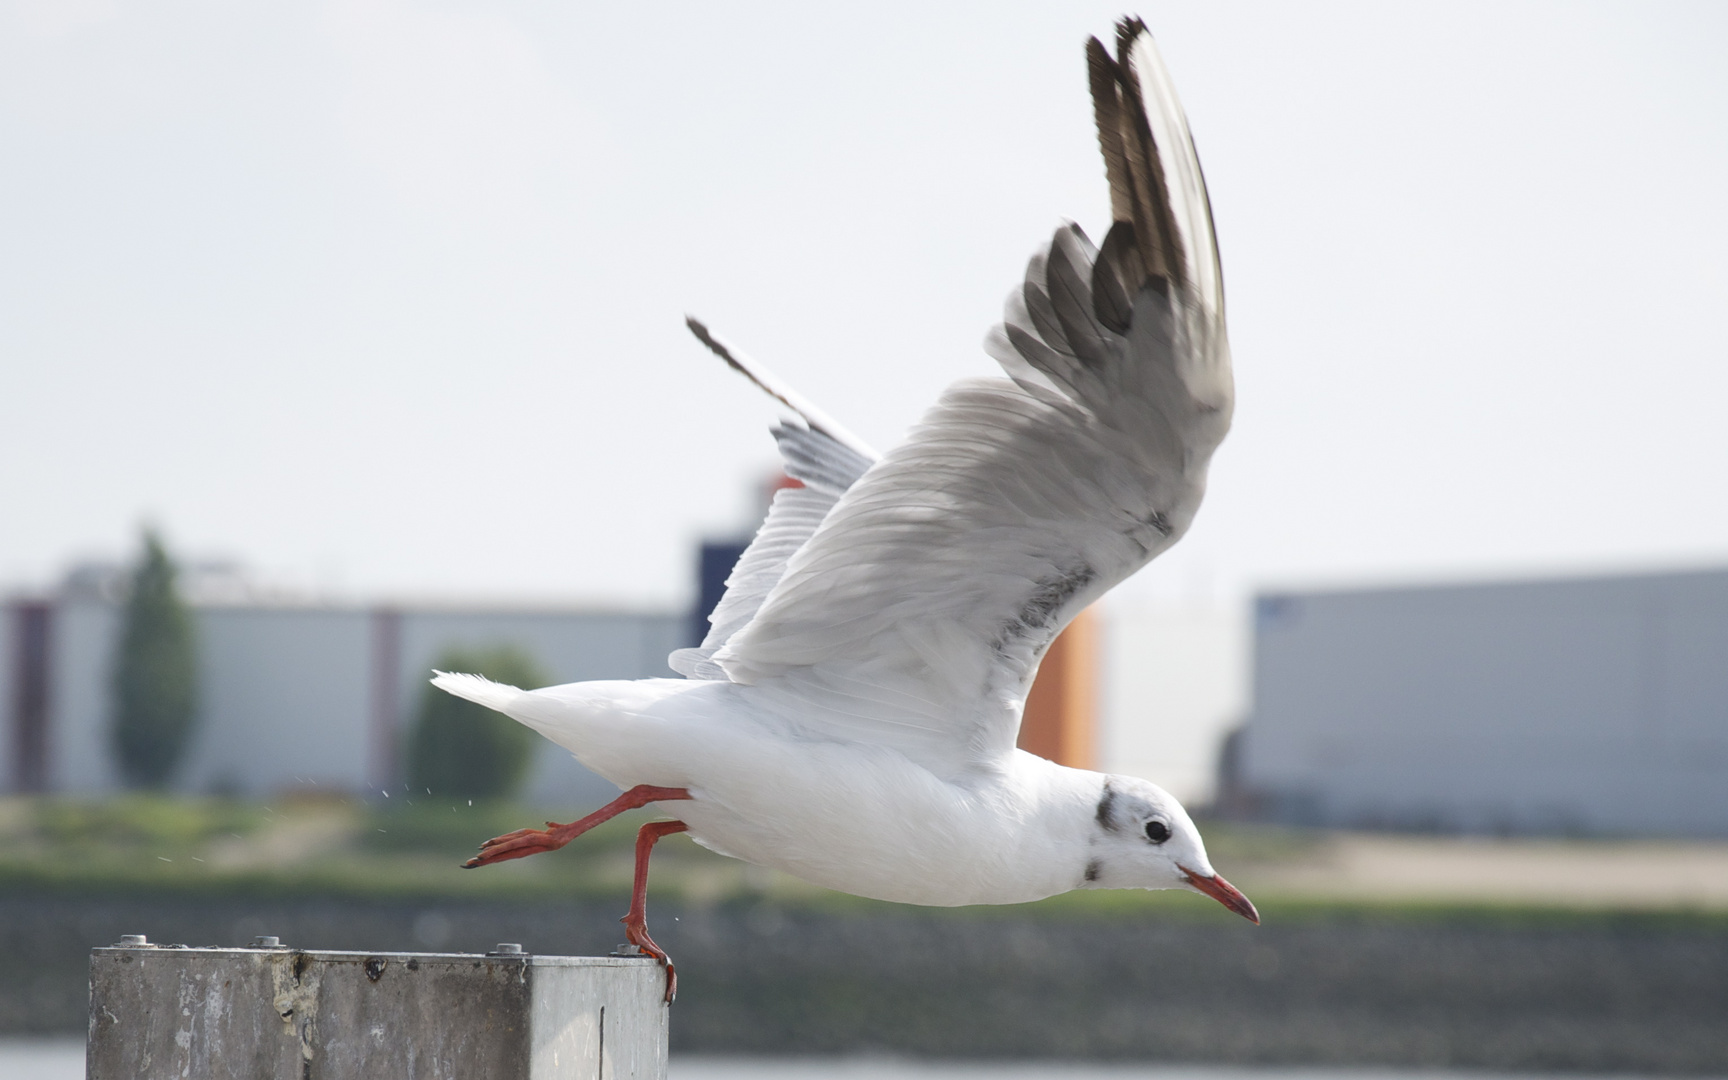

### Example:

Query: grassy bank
xmin=1 ymin=796 xmax=1725 ymax=931
xmin=0 ymin=794 xmax=683 ymax=903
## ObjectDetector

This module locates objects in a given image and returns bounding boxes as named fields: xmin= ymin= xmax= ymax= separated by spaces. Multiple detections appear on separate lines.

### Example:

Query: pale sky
xmin=3 ymin=1 xmax=1725 ymax=610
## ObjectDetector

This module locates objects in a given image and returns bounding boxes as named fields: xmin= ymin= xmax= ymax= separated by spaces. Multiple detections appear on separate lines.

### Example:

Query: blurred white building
xmin=1 ymin=565 xmax=680 ymax=803
xmin=1234 ymin=568 xmax=1728 ymax=837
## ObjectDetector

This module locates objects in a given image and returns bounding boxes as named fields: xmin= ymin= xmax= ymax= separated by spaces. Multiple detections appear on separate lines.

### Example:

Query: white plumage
xmin=433 ymin=18 xmax=1256 ymax=997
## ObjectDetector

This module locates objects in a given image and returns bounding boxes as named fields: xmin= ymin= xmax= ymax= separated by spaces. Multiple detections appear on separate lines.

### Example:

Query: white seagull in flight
xmin=434 ymin=18 xmax=1254 ymax=999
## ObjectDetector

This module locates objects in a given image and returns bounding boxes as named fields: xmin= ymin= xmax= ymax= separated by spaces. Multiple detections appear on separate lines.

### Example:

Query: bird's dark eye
xmin=1144 ymin=820 xmax=1171 ymax=844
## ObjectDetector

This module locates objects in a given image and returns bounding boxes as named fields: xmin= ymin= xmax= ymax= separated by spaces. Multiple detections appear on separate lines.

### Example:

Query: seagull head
xmin=1085 ymin=774 xmax=1259 ymax=924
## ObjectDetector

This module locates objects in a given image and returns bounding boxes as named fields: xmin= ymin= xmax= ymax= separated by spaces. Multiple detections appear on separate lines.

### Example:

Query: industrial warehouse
xmin=1230 ymin=566 xmax=1728 ymax=837
xmin=10 ymin=560 xmax=1727 ymax=837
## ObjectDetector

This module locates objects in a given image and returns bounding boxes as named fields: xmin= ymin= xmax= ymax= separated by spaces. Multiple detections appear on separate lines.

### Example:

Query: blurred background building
xmin=1 ymin=562 xmax=678 ymax=804
xmin=11 ymin=545 xmax=1728 ymax=840
xmin=0 ymin=545 xmax=1237 ymax=809
xmin=1231 ymin=566 xmax=1728 ymax=837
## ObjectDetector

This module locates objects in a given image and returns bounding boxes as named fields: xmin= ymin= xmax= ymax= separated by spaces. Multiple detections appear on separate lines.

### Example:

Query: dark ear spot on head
xmin=1095 ymin=781 xmax=1118 ymax=832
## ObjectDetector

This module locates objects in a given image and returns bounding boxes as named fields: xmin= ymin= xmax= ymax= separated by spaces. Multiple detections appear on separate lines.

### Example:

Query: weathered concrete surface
xmin=86 ymin=943 xmax=666 ymax=1079
xmin=5 ymin=897 xmax=1725 ymax=1073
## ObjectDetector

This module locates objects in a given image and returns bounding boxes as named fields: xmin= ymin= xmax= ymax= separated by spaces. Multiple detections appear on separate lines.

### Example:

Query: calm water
xmin=0 ymin=1040 xmax=1708 ymax=1080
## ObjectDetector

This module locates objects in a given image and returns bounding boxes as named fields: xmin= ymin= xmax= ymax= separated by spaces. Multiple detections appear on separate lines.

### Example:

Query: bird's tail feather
xmin=430 ymin=670 xmax=524 ymax=713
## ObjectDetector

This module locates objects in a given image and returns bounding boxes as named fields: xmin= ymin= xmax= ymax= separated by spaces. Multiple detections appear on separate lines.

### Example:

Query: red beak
xmin=1179 ymin=865 xmax=1260 ymax=924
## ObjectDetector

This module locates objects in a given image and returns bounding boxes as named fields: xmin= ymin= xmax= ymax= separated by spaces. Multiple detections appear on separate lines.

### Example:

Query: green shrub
xmin=111 ymin=529 xmax=198 ymax=789
xmin=406 ymin=645 xmax=547 ymax=800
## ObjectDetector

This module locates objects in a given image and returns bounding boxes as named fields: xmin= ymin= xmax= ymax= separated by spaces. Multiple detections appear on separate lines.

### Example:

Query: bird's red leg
xmin=622 ymin=819 xmax=688 ymax=1002
xmin=462 ymin=784 xmax=691 ymax=869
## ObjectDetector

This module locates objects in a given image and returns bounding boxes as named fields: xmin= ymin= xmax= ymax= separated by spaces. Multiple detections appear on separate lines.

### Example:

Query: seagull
xmin=434 ymin=18 xmax=1253 ymax=1001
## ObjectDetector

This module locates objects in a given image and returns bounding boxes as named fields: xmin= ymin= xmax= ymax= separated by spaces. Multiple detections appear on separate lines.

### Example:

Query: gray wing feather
xmin=772 ymin=423 xmax=873 ymax=495
xmin=708 ymin=21 xmax=1232 ymax=774
xmin=668 ymin=349 xmax=878 ymax=680
xmin=670 ymin=475 xmax=842 ymax=680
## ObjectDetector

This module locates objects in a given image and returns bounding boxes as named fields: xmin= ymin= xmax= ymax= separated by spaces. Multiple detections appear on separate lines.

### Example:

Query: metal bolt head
xmin=117 ymin=934 xmax=149 ymax=947
xmin=250 ymin=936 xmax=282 ymax=948
xmin=487 ymin=942 xmax=525 ymax=956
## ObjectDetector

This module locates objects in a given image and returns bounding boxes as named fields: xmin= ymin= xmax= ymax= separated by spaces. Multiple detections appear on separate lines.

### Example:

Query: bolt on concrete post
xmin=88 ymin=936 xmax=669 ymax=1079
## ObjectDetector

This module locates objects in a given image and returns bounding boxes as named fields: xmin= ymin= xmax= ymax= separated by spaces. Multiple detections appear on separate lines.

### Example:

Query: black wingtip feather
xmin=1091 ymin=222 xmax=1141 ymax=334
xmin=1087 ymin=37 xmax=1133 ymax=227
xmin=684 ymin=315 xmax=749 ymax=378
xmin=1086 ymin=17 xmax=1186 ymax=296
xmin=1116 ymin=16 xmax=1149 ymax=55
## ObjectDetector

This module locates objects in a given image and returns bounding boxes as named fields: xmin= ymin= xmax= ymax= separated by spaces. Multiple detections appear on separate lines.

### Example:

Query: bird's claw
xmin=622 ymin=916 xmax=677 ymax=1002
xmin=461 ymin=822 xmax=577 ymax=868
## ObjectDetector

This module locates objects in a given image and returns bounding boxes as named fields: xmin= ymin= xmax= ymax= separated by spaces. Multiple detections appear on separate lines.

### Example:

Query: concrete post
xmin=88 ymin=936 xmax=668 ymax=1079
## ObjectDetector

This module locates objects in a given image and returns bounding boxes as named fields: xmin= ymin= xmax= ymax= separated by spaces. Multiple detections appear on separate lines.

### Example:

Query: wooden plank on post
xmin=87 ymin=937 xmax=668 ymax=1079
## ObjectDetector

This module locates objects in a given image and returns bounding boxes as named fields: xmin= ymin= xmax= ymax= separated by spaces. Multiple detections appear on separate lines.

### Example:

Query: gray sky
xmin=3 ymin=1 xmax=1725 ymax=609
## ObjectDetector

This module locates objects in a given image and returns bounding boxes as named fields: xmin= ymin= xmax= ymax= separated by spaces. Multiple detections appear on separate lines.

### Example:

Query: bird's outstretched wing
xmin=670 ymin=322 xmax=877 ymax=679
xmin=712 ymin=22 xmax=1232 ymax=777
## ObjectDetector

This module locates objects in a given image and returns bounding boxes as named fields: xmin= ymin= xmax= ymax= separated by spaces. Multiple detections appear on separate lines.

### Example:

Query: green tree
xmin=111 ymin=528 xmax=199 ymax=789
xmin=407 ymin=645 xmax=547 ymax=800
